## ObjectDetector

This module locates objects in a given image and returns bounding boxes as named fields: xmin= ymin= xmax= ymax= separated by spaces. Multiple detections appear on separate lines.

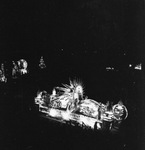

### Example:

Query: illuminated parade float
xmin=0 ymin=63 xmax=7 ymax=83
xmin=35 ymin=80 xmax=128 ymax=131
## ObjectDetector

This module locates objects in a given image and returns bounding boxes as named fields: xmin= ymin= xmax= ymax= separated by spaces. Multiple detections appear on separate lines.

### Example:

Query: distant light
xmin=96 ymin=122 xmax=101 ymax=129
xmin=106 ymin=67 xmax=114 ymax=71
xmin=129 ymin=64 xmax=132 ymax=67
xmin=134 ymin=64 xmax=142 ymax=70
xmin=49 ymin=109 xmax=58 ymax=117
xmin=0 ymin=75 xmax=7 ymax=83
xmin=17 ymin=59 xmax=28 ymax=75
xmin=79 ymin=115 xmax=96 ymax=129
xmin=52 ymin=89 xmax=56 ymax=96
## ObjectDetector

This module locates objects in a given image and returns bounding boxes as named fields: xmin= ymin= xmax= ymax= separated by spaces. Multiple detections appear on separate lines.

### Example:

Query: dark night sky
xmin=0 ymin=0 xmax=144 ymax=101
xmin=0 ymin=0 xmax=144 ymax=60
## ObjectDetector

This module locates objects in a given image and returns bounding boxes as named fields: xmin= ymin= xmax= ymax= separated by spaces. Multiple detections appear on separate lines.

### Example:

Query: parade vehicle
xmin=35 ymin=80 xmax=128 ymax=131
xmin=0 ymin=63 xmax=7 ymax=83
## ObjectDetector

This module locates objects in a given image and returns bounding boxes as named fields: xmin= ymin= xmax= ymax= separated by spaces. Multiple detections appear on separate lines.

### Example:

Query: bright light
xmin=36 ymin=92 xmax=42 ymax=99
xmin=134 ymin=64 xmax=142 ymax=70
xmin=52 ymin=89 xmax=56 ymax=96
xmin=49 ymin=109 xmax=58 ymax=117
xmin=75 ymin=85 xmax=83 ymax=94
xmin=61 ymin=111 xmax=71 ymax=121
xmin=106 ymin=67 xmax=114 ymax=71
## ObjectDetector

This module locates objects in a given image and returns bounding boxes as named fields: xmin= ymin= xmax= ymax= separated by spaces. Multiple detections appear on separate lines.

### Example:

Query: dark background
xmin=0 ymin=0 xmax=145 ymax=150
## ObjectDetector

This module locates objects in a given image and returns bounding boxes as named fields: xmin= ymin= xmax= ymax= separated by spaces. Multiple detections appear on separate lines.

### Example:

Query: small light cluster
xmin=106 ymin=63 xmax=142 ymax=71
xmin=0 ymin=59 xmax=29 ymax=82
xmin=0 ymin=63 xmax=7 ymax=83
xmin=129 ymin=63 xmax=142 ymax=70
xmin=39 ymin=56 xmax=46 ymax=69
xmin=134 ymin=64 xmax=142 ymax=70
xmin=12 ymin=59 xmax=28 ymax=79
xmin=35 ymin=80 xmax=128 ymax=131
xmin=0 ymin=56 xmax=46 ymax=82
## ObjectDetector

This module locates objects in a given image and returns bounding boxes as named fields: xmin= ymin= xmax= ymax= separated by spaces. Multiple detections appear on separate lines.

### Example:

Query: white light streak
xmin=134 ymin=64 xmax=142 ymax=70
xmin=61 ymin=111 xmax=71 ymax=121
xmin=106 ymin=67 xmax=114 ymax=71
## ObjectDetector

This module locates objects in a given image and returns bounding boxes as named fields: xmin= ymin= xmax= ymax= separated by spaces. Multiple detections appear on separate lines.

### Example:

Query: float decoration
xmin=35 ymin=80 xmax=128 ymax=131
